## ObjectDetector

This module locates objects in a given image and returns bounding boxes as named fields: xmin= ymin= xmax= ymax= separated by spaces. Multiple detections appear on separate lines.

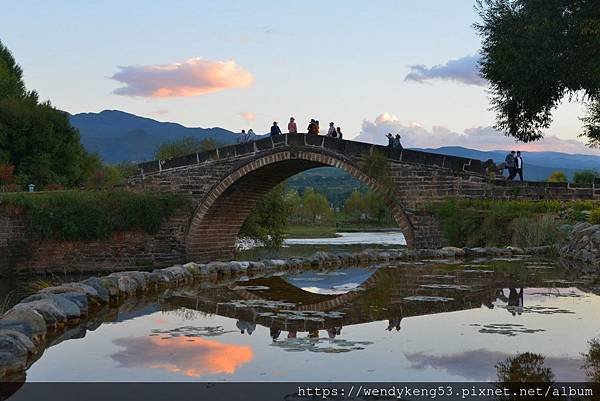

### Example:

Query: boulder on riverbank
xmin=561 ymin=222 xmax=600 ymax=266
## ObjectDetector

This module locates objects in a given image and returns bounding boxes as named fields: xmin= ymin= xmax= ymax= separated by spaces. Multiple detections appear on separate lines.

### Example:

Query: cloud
xmin=110 ymin=58 xmax=254 ymax=98
xmin=405 ymin=55 xmax=486 ymax=86
xmin=355 ymin=113 xmax=600 ymax=155
xmin=404 ymin=349 xmax=585 ymax=382
xmin=239 ymin=112 xmax=256 ymax=122
xmin=111 ymin=336 xmax=253 ymax=378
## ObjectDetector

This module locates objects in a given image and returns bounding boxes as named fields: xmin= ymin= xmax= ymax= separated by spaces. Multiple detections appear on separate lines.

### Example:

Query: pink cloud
xmin=111 ymin=57 xmax=254 ymax=98
xmin=111 ymin=336 xmax=253 ymax=378
xmin=239 ymin=112 xmax=256 ymax=122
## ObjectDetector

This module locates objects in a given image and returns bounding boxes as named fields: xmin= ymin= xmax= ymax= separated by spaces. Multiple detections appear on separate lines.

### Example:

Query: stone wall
xmin=132 ymin=134 xmax=599 ymax=262
xmin=2 ymin=133 xmax=599 ymax=272
xmin=0 ymin=206 xmax=190 ymax=275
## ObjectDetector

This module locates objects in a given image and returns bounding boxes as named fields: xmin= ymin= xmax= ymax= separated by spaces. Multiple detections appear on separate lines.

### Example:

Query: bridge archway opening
xmin=185 ymin=150 xmax=413 ymax=262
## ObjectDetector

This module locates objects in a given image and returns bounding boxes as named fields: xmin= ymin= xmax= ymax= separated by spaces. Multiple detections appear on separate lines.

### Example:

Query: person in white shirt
xmin=515 ymin=151 xmax=524 ymax=181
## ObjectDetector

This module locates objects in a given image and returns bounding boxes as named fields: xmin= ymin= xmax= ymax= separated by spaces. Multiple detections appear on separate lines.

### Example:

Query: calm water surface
xmin=22 ymin=255 xmax=600 ymax=382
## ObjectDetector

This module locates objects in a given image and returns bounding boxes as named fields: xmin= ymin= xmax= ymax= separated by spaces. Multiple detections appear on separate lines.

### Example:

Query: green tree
xmin=301 ymin=187 xmax=332 ymax=223
xmin=155 ymin=137 xmax=219 ymax=160
xmin=0 ymin=39 xmax=94 ymax=188
xmin=364 ymin=190 xmax=392 ymax=223
xmin=239 ymin=185 xmax=290 ymax=248
xmin=583 ymin=338 xmax=600 ymax=384
xmin=344 ymin=190 xmax=366 ymax=221
xmin=547 ymin=171 xmax=568 ymax=183
xmin=573 ymin=169 xmax=598 ymax=184
xmin=475 ymin=0 xmax=600 ymax=145
xmin=495 ymin=353 xmax=557 ymax=401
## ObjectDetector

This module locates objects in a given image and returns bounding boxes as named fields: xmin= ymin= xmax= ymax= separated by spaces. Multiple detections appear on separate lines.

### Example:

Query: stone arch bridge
xmin=130 ymin=133 xmax=599 ymax=263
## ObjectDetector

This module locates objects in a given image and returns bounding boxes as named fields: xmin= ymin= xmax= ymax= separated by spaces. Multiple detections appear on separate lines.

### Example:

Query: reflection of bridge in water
xmin=163 ymin=262 xmax=596 ymax=336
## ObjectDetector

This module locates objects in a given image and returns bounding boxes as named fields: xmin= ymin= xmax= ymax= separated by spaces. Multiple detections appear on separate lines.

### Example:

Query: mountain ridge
xmin=69 ymin=110 xmax=600 ymax=181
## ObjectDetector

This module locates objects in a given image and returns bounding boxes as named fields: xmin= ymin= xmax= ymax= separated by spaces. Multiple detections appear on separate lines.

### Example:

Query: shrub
xmin=0 ymin=191 xmax=185 ymax=240
xmin=547 ymin=171 xmax=568 ymax=183
xmin=428 ymin=199 xmax=584 ymax=247
xmin=359 ymin=149 xmax=394 ymax=194
xmin=589 ymin=209 xmax=600 ymax=224
xmin=573 ymin=170 xmax=598 ymax=184
xmin=510 ymin=215 xmax=563 ymax=247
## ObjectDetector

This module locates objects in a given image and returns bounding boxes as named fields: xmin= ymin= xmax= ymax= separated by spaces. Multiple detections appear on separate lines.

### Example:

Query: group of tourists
xmin=386 ymin=133 xmax=403 ymax=150
xmin=504 ymin=150 xmax=524 ymax=181
xmin=271 ymin=117 xmax=344 ymax=139
xmin=239 ymin=117 xmax=345 ymax=141
xmin=237 ymin=129 xmax=256 ymax=143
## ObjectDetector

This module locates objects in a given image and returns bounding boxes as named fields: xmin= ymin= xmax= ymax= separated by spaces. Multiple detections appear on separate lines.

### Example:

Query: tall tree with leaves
xmin=0 ymin=39 xmax=93 ymax=187
xmin=475 ymin=0 xmax=600 ymax=145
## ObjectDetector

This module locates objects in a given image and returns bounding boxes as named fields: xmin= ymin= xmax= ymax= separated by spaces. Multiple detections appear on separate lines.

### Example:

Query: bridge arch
xmin=185 ymin=148 xmax=414 ymax=261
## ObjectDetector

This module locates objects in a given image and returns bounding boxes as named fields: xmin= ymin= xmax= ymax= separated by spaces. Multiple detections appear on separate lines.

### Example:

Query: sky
xmin=1 ymin=0 xmax=596 ymax=154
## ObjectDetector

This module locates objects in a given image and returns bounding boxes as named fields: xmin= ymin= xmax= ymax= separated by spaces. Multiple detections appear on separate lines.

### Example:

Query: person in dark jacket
xmin=270 ymin=121 xmax=282 ymax=136
xmin=386 ymin=133 xmax=394 ymax=148
xmin=505 ymin=151 xmax=516 ymax=180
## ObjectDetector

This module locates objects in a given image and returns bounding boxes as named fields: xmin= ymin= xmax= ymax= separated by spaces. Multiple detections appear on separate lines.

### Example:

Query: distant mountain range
xmin=70 ymin=110 xmax=600 ymax=181
xmin=69 ymin=110 xmax=239 ymax=163
xmin=420 ymin=146 xmax=600 ymax=181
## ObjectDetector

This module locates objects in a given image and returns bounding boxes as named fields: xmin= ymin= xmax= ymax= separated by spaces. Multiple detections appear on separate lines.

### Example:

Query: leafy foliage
xmin=547 ymin=171 xmax=568 ymax=183
xmin=287 ymin=187 xmax=333 ymax=224
xmin=0 ymin=191 xmax=184 ymax=240
xmin=495 ymin=353 xmax=556 ymax=400
xmin=428 ymin=199 xmax=584 ymax=247
xmin=0 ymin=39 xmax=96 ymax=188
xmin=359 ymin=149 xmax=394 ymax=193
xmin=573 ymin=169 xmax=599 ymax=184
xmin=155 ymin=137 xmax=220 ymax=160
xmin=475 ymin=0 xmax=600 ymax=145
xmin=589 ymin=208 xmax=600 ymax=224
xmin=509 ymin=215 xmax=564 ymax=247
xmin=343 ymin=190 xmax=394 ymax=224
xmin=239 ymin=185 xmax=290 ymax=248
xmin=583 ymin=338 xmax=600 ymax=384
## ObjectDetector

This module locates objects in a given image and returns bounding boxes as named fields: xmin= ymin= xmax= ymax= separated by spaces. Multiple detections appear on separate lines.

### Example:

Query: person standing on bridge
xmin=327 ymin=122 xmax=337 ymax=137
xmin=505 ymin=151 xmax=516 ymax=180
xmin=336 ymin=126 xmax=343 ymax=140
xmin=237 ymin=129 xmax=247 ymax=144
xmin=386 ymin=133 xmax=394 ymax=148
xmin=515 ymin=151 xmax=524 ymax=181
xmin=394 ymin=134 xmax=403 ymax=150
xmin=315 ymin=120 xmax=320 ymax=134
xmin=308 ymin=119 xmax=318 ymax=134
xmin=270 ymin=121 xmax=282 ymax=136
xmin=288 ymin=117 xmax=297 ymax=133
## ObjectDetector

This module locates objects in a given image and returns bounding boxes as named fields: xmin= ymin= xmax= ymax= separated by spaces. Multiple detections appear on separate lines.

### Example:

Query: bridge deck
xmin=138 ymin=133 xmax=491 ymax=176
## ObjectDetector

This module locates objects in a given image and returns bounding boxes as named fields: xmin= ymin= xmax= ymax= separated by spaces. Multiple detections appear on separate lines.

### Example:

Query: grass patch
xmin=0 ymin=191 xmax=185 ymax=241
xmin=428 ymin=199 xmax=595 ymax=247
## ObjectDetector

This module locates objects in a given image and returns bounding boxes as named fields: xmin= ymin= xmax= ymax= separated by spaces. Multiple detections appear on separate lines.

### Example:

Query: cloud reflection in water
xmin=111 ymin=336 xmax=253 ymax=378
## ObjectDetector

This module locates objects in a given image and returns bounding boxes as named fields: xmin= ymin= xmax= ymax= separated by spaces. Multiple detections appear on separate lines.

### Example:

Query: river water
xmin=11 ymin=232 xmax=600 ymax=383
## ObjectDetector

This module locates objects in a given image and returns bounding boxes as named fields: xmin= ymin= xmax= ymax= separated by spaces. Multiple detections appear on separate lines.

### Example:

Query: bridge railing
xmin=137 ymin=133 xmax=493 ymax=176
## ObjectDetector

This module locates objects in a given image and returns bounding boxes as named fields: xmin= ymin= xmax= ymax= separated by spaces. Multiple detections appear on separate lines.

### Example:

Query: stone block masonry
xmin=132 ymin=133 xmax=600 ymax=262
xmin=1 ymin=133 xmax=598 ymax=272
